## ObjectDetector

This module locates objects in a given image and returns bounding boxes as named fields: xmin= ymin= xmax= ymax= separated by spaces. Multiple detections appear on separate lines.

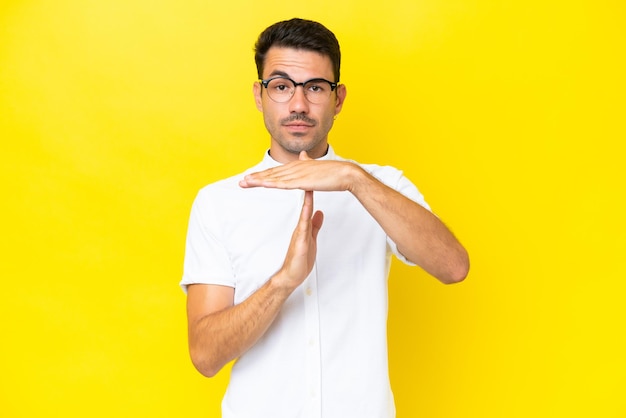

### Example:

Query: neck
xmin=269 ymin=143 xmax=329 ymax=163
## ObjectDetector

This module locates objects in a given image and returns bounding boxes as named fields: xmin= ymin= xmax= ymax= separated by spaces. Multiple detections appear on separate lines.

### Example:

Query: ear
xmin=253 ymin=81 xmax=263 ymax=112
xmin=334 ymin=84 xmax=347 ymax=116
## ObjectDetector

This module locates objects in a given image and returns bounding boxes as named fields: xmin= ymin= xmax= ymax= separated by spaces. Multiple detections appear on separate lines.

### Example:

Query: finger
xmin=299 ymin=190 xmax=314 ymax=224
xmin=311 ymin=210 xmax=324 ymax=240
xmin=239 ymin=166 xmax=288 ymax=189
xmin=299 ymin=150 xmax=312 ymax=161
xmin=239 ymin=170 xmax=274 ymax=188
xmin=239 ymin=178 xmax=253 ymax=188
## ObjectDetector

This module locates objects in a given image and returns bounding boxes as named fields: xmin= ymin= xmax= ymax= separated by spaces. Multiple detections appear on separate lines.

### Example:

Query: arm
xmin=239 ymin=151 xmax=469 ymax=284
xmin=186 ymin=191 xmax=323 ymax=377
xmin=349 ymin=168 xmax=469 ymax=283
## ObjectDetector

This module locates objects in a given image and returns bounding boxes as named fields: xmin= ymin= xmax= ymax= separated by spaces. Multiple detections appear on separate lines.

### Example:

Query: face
xmin=253 ymin=47 xmax=347 ymax=163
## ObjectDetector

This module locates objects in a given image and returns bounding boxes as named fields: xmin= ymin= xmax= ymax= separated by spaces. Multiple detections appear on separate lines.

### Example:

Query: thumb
xmin=299 ymin=150 xmax=312 ymax=161
xmin=311 ymin=210 xmax=324 ymax=240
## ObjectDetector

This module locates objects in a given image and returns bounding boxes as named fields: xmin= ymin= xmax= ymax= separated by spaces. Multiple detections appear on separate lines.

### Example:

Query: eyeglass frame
xmin=259 ymin=76 xmax=339 ymax=103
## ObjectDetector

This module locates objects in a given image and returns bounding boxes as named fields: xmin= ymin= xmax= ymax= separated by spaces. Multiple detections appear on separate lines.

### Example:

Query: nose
xmin=288 ymin=85 xmax=310 ymax=113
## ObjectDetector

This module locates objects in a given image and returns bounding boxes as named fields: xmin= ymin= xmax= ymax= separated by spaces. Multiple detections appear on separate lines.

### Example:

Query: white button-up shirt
xmin=181 ymin=146 xmax=430 ymax=418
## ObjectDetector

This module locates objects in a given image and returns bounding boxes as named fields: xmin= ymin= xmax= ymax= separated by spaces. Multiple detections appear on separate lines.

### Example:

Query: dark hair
xmin=254 ymin=18 xmax=341 ymax=82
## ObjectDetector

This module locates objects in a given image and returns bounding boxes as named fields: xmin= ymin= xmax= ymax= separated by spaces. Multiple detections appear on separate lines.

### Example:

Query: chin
xmin=273 ymin=133 xmax=325 ymax=157
xmin=283 ymin=137 xmax=314 ymax=153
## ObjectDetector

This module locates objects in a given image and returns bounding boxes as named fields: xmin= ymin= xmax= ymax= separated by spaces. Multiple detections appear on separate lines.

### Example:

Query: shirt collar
xmin=260 ymin=145 xmax=337 ymax=169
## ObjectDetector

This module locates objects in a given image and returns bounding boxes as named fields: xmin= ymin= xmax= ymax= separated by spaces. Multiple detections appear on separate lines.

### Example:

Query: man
xmin=181 ymin=18 xmax=469 ymax=418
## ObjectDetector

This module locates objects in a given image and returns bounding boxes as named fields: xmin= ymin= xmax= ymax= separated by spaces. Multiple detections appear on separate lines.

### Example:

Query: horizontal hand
xmin=239 ymin=151 xmax=360 ymax=192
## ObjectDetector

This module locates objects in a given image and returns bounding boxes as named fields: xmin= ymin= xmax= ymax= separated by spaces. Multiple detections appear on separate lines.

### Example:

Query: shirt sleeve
xmin=180 ymin=191 xmax=236 ymax=293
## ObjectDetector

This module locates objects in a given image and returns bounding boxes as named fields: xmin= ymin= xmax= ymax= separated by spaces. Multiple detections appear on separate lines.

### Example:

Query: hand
xmin=239 ymin=151 xmax=361 ymax=192
xmin=275 ymin=190 xmax=324 ymax=290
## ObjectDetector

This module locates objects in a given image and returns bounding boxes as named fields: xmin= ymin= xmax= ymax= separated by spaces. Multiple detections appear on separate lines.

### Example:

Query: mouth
xmin=284 ymin=122 xmax=313 ymax=128
xmin=283 ymin=122 xmax=314 ymax=134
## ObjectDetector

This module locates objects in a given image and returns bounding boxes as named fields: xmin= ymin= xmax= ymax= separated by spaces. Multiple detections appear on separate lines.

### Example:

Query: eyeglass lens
xmin=265 ymin=78 xmax=333 ymax=104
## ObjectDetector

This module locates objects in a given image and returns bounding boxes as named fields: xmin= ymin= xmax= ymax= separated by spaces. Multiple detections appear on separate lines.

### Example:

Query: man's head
xmin=253 ymin=19 xmax=346 ymax=163
xmin=255 ymin=18 xmax=341 ymax=83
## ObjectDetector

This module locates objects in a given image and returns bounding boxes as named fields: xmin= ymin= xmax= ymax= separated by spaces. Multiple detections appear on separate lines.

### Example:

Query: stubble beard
xmin=270 ymin=114 xmax=330 ymax=156
xmin=282 ymin=131 xmax=322 ymax=154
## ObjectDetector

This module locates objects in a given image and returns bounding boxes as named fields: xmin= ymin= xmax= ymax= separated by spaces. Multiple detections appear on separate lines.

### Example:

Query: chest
xmin=215 ymin=189 xmax=387 ymax=302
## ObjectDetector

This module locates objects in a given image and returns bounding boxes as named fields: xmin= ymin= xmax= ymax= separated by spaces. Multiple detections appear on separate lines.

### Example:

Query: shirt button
xmin=305 ymin=287 xmax=313 ymax=296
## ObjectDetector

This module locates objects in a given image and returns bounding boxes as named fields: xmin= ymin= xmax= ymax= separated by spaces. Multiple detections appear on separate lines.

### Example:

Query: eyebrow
xmin=267 ymin=70 xmax=290 ymax=79
xmin=265 ymin=71 xmax=333 ymax=84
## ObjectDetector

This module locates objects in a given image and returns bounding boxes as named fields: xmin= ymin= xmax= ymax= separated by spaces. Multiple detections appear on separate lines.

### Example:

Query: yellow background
xmin=1 ymin=1 xmax=624 ymax=417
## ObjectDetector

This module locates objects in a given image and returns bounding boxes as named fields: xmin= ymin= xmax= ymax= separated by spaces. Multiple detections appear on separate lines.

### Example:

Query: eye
xmin=267 ymin=78 xmax=293 ymax=93
xmin=307 ymin=83 xmax=325 ymax=93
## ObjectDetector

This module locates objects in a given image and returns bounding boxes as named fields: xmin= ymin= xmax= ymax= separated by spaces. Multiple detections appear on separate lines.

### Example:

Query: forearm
xmin=188 ymin=190 xmax=322 ymax=377
xmin=188 ymin=274 xmax=293 ymax=377
xmin=349 ymin=167 xmax=469 ymax=283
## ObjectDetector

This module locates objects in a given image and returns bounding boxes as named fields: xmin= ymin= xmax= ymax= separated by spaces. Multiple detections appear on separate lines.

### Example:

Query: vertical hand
xmin=277 ymin=190 xmax=324 ymax=289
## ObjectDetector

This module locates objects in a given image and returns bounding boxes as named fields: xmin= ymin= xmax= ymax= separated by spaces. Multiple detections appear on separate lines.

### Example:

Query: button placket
xmin=303 ymin=262 xmax=322 ymax=418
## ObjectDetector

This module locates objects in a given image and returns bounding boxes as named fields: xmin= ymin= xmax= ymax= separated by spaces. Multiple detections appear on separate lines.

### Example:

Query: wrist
xmin=346 ymin=163 xmax=371 ymax=196
xmin=268 ymin=269 xmax=299 ymax=297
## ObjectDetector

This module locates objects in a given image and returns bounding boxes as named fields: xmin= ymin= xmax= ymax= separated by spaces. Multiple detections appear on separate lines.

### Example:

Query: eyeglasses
xmin=260 ymin=76 xmax=338 ymax=104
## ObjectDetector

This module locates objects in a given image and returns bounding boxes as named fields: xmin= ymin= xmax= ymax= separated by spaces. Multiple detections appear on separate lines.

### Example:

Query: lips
xmin=284 ymin=122 xmax=313 ymax=127
xmin=284 ymin=123 xmax=313 ymax=135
